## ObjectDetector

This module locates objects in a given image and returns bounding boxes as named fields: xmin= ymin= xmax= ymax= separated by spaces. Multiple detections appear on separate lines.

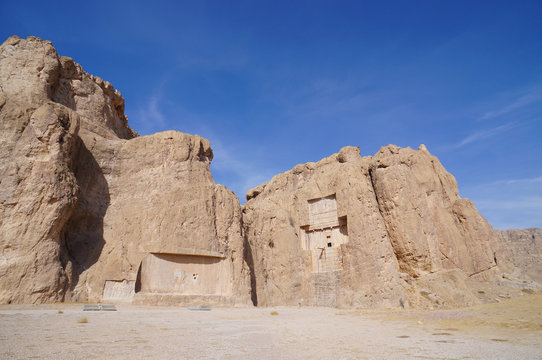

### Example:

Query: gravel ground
xmin=0 ymin=300 xmax=541 ymax=360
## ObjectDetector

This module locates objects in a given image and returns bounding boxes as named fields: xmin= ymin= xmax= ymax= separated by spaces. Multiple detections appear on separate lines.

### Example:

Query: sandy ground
xmin=1 ymin=294 xmax=541 ymax=360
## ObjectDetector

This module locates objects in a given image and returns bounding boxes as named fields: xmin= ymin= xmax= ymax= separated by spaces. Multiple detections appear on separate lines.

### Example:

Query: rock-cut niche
xmin=135 ymin=253 xmax=232 ymax=296
xmin=300 ymin=195 xmax=348 ymax=273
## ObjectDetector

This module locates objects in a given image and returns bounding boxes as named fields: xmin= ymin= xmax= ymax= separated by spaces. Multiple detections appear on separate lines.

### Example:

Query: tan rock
xmin=243 ymin=146 xmax=407 ymax=308
xmin=243 ymin=144 xmax=525 ymax=309
xmin=493 ymin=228 xmax=542 ymax=286
xmin=0 ymin=36 xmax=60 ymax=177
xmin=370 ymin=145 xmax=496 ymax=277
xmin=68 ymin=131 xmax=251 ymax=305
xmin=0 ymin=102 xmax=79 ymax=303
xmin=0 ymin=36 xmax=251 ymax=305
xmin=1 ymin=35 xmax=540 ymax=309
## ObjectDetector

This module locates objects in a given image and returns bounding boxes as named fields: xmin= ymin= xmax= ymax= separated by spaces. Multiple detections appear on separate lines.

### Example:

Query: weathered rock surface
xmin=493 ymin=228 xmax=542 ymax=287
xmin=244 ymin=145 xmax=540 ymax=309
xmin=72 ymin=131 xmax=251 ymax=305
xmin=0 ymin=102 xmax=79 ymax=303
xmin=0 ymin=36 xmax=250 ymax=305
xmin=1 ymin=35 xmax=540 ymax=308
xmin=243 ymin=146 xmax=406 ymax=308
xmin=369 ymin=145 xmax=496 ymax=278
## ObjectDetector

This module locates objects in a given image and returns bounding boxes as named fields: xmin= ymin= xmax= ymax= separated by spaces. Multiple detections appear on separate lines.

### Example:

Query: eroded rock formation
xmin=493 ymin=228 xmax=542 ymax=287
xmin=0 ymin=36 xmax=251 ymax=305
xmin=243 ymin=146 xmax=406 ymax=308
xmin=244 ymin=145 xmax=541 ymax=309
xmin=369 ymin=145 xmax=496 ymax=278
xmin=0 ymin=102 xmax=79 ymax=303
xmin=1 ymin=35 xmax=540 ymax=308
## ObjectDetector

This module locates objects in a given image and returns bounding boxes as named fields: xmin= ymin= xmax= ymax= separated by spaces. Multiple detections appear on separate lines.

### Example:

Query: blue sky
xmin=2 ymin=1 xmax=541 ymax=229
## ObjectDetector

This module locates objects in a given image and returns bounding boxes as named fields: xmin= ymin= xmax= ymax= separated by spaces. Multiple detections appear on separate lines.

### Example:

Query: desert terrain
xmin=1 ymin=292 xmax=541 ymax=360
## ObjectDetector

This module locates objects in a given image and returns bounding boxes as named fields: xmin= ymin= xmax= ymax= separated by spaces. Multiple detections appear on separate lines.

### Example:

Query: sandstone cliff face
xmin=0 ymin=36 xmax=250 ymax=305
xmin=493 ymin=228 xmax=542 ymax=286
xmin=369 ymin=145 xmax=496 ymax=278
xmin=243 ymin=147 xmax=406 ymax=308
xmin=71 ymin=131 xmax=251 ymax=305
xmin=0 ymin=102 xmax=79 ymax=303
xmin=0 ymin=36 xmax=59 ymax=172
xmin=243 ymin=145 xmax=534 ymax=309
xmin=1 ymin=35 xmax=540 ymax=309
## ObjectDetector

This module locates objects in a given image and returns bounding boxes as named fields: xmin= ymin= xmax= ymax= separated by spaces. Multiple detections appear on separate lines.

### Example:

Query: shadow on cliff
xmin=243 ymin=228 xmax=258 ymax=306
xmin=61 ymin=139 xmax=108 ymax=299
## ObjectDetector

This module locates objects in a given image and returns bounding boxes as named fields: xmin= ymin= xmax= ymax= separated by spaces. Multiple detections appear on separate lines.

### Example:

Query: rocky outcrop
xmin=0 ymin=102 xmax=79 ymax=303
xmin=244 ymin=145 xmax=538 ymax=309
xmin=243 ymin=146 xmax=406 ymax=308
xmin=70 ymin=131 xmax=251 ymax=305
xmin=369 ymin=145 xmax=496 ymax=278
xmin=493 ymin=228 xmax=542 ymax=287
xmin=1 ymin=35 xmax=540 ymax=308
xmin=0 ymin=36 xmax=251 ymax=305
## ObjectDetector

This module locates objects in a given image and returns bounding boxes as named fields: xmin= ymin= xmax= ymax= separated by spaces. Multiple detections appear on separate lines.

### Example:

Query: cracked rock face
xmin=369 ymin=145 xmax=496 ymax=278
xmin=493 ymin=228 xmax=542 ymax=286
xmin=0 ymin=102 xmax=79 ymax=303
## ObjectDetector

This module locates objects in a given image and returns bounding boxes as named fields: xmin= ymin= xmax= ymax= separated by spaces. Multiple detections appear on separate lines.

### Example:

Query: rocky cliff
xmin=493 ymin=228 xmax=542 ymax=287
xmin=243 ymin=146 xmax=406 ymax=308
xmin=0 ymin=36 xmax=540 ymax=308
xmin=0 ymin=36 xmax=251 ymax=305
xmin=244 ymin=145 xmax=540 ymax=309
xmin=0 ymin=102 xmax=79 ymax=303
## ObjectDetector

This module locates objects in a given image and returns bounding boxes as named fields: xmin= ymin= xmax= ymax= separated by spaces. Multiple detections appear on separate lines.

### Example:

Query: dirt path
xmin=1 ymin=295 xmax=541 ymax=359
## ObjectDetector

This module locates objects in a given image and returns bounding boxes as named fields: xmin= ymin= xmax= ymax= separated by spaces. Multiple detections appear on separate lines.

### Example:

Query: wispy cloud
xmin=454 ymin=122 xmax=518 ymax=148
xmin=478 ymin=86 xmax=542 ymax=122
xmin=128 ymin=76 xmax=171 ymax=136
xmin=265 ymin=73 xmax=404 ymax=130
xmin=138 ymin=95 xmax=166 ymax=127
xmin=461 ymin=174 xmax=542 ymax=229
xmin=492 ymin=176 xmax=542 ymax=185
xmin=478 ymin=196 xmax=542 ymax=230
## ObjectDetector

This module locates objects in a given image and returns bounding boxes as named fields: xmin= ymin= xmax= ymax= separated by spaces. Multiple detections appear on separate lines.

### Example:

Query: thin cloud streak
xmin=460 ymin=175 xmax=542 ymax=229
xmin=139 ymin=96 xmax=166 ymax=127
xmin=455 ymin=122 xmax=518 ymax=148
xmin=130 ymin=85 xmax=170 ymax=136
xmin=493 ymin=176 xmax=542 ymax=185
xmin=478 ymin=86 xmax=542 ymax=121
